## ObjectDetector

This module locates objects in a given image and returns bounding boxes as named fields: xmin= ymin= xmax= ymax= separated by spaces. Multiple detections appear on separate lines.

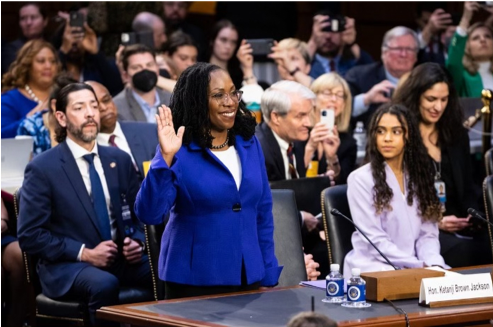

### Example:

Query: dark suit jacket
xmin=17 ymin=141 xmax=144 ymax=299
xmin=120 ymin=121 xmax=158 ymax=178
xmin=443 ymin=129 xmax=481 ymax=217
xmin=344 ymin=62 xmax=387 ymax=128
xmin=255 ymin=122 xmax=306 ymax=182
xmin=115 ymin=87 xmax=171 ymax=122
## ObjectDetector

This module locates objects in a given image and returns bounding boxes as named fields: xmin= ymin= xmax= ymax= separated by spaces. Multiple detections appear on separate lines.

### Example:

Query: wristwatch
xmin=289 ymin=67 xmax=300 ymax=76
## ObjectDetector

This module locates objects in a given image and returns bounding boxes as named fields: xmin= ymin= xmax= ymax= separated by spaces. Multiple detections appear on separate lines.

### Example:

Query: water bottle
xmin=322 ymin=264 xmax=345 ymax=303
xmin=342 ymin=268 xmax=371 ymax=308
xmin=353 ymin=121 xmax=367 ymax=151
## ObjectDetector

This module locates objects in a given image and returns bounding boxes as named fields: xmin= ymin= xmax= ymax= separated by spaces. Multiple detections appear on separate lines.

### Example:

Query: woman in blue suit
xmin=135 ymin=62 xmax=282 ymax=299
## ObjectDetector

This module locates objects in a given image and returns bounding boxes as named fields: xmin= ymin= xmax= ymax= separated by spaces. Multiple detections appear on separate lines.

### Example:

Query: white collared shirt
xmin=97 ymin=122 xmax=137 ymax=167
xmin=272 ymin=130 xmax=297 ymax=180
xmin=66 ymin=137 xmax=116 ymax=242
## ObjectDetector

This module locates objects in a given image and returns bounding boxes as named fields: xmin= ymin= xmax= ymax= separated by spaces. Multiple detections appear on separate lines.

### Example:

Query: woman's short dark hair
xmin=163 ymin=31 xmax=198 ymax=56
xmin=20 ymin=3 xmax=47 ymax=19
xmin=121 ymin=44 xmax=156 ymax=71
xmin=55 ymin=83 xmax=98 ymax=143
xmin=170 ymin=62 xmax=256 ymax=149
xmin=392 ymin=62 xmax=463 ymax=146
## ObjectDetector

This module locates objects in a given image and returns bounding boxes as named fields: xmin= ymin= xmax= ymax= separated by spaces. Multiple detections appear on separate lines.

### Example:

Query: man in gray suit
xmin=113 ymin=44 xmax=171 ymax=122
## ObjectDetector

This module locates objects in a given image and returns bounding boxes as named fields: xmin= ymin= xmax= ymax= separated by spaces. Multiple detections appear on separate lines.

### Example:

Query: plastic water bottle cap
xmin=330 ymin=264 xmax=340 ymax=271
xmin=351 ymin=268 xmax=361 ymax=276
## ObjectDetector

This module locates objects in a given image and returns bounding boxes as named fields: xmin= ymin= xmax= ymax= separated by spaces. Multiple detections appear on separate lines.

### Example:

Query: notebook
xmin=1 ymin=137 xmax=33 ymax=192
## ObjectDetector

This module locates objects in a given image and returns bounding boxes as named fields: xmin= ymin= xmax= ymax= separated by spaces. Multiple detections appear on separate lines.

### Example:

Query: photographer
xmin=307 ymin=11 xmax=373 ymax=79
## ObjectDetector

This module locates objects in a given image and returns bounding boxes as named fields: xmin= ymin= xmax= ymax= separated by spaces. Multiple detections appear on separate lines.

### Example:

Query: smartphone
xmin=321 ymin=108 xmax=335 ymax=134
xmin=245 ymin=39 xmax=274 ymax=56
xmin=322 ymin=15 xmax=346 ymax=33
xmin=69 ymin=11 xmax=85 ymax=28
xmin=121 ymin=31 xmax=155 ymax=49
xmin=451 ymin=13 xmax=462 ymax=26
xmin=468 ymin=215 xmax=486 ymax=228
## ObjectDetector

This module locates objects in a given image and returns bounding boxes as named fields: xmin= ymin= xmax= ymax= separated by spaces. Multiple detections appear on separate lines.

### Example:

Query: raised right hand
xmin=81 ymin=240 xmax=118 ymax=268
xmin=461 ymin=1 xmax=480 ymax=27
xmin=155 ymin=105 xmax=185 ymax=167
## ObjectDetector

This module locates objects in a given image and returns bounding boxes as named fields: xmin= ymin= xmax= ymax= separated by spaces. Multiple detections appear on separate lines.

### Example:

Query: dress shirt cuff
xmin=77 ymin=244 xmax=86 ymax=262
xmin=352 ymin=94 xmax=370 ymax=117
xmin=456 ymin=26 xmax=467 ymax=37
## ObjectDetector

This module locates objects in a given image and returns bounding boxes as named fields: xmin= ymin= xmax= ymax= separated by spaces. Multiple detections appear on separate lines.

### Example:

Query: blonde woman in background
xmin=305 ymin=73 xmax=357 ymax=184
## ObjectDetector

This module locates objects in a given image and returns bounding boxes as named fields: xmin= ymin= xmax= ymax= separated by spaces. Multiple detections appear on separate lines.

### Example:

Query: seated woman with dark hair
xmin=161 ymin=31 xmax=198 ymax=79
xmin=393 ymin=62 xmax=491 ymax=267
xmin=344 ymin=104 xmax=448 ymax=278
xmin=1 ymin=39 xmax=61 ymax=138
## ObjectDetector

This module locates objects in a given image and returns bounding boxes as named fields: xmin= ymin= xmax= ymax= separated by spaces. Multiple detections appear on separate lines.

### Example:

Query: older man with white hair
xmin=345 ymin=26 xmax=419 ymax=126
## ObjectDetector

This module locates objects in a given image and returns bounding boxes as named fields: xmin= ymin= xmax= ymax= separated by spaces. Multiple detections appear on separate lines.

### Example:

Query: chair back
xmin=482 ymin=176 xmax=493 ymax=259
xmin=144 ymin=222 xmax=166 ymax=300
xmin=270 ymin=177 xmax=332 ymax=215
xmin=486 ymin=149 xmax=493 ymax=176
xmin=271 ymin=189 xmax=307 ymax=286
xmin=320 ymin=185 xmax=355 ymax=272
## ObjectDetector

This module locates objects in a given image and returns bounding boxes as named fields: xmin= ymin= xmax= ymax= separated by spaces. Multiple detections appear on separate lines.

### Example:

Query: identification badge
xmin=121 ymin=194 xmax=134 ymax=236
xmin=434 ymin=180 xmax=446 ymax=213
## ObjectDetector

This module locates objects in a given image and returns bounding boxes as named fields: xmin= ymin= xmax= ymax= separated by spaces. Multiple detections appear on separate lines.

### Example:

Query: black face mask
xmin=132 ymin=69 xmax=157 ymax=93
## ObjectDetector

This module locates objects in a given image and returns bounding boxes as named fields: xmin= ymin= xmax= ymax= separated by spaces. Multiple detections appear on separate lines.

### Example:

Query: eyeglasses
xmin=319 ymin=91 xmax=345 ymax=101
xmin=210 ymin=90 xmax=243 ymax=104
xmin=385 ymin=46 xmax=418 ymax=54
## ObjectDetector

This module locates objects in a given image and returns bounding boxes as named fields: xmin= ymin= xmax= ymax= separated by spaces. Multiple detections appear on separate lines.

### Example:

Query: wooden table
xmin=98 ymin=286 xmax=493 ymax=327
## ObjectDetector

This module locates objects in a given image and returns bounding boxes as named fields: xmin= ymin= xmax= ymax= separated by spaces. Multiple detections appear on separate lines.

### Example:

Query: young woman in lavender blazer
xmin=343 ymin=104 xmax=448 ymax=278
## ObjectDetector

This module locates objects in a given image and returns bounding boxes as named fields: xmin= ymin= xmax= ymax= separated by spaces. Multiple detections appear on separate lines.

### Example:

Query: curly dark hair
xmin=392 ymin=62 xmax=463 ymax=146
xmin=367 ymin=103 xmax=441 ymax=222
xmin=170 ymin=62 xmax=256 ymax=148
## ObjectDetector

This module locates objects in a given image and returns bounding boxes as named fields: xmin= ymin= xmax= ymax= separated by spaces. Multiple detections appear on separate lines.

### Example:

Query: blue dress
xmin=1 ymin=88 xmax=38 ymax=138
xmin=17 ymin=110 xmax=51 ymax=156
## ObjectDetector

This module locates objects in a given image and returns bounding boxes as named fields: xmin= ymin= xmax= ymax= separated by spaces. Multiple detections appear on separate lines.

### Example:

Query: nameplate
xmin=419 ymin=273 xmax=493 ymax=305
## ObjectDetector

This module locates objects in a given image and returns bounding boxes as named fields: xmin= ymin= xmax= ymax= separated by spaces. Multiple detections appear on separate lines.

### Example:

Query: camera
xmin=322 ymin=15 xmax=346 ymax=33
xmin=245 ymin=39 xmax=274 ymax=56
xmin=121 ymin=31 xmax=155 ymax=49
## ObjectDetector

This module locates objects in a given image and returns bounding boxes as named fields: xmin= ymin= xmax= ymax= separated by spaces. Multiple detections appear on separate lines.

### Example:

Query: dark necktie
xmin=287 ymin=144 xmax=298 ymax=179
xmin=108 ymin=134 xmax=118 ymax=148
xmin=83 ymin=154 xmax=112 ymax=240
xmin=329 ymin=60 xmax=336 ymax=72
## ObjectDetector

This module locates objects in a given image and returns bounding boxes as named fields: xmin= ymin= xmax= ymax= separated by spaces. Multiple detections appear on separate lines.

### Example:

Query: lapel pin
xmin=110 ymin=162 xmax=116 ymax=168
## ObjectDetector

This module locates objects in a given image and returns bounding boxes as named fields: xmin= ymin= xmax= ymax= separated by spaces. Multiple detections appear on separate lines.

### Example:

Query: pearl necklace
xmin=210 ymin=136 xmax=229 ymax=150
xmin=25 ymin=84 xmax=42 ymax=104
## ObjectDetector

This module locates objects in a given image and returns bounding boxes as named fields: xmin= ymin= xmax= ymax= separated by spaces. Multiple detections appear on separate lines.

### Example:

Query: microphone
xmin=467 ymin=208 xmax=493 ymax=228
xmin=330 ymin=208 xmax=400 ymax=271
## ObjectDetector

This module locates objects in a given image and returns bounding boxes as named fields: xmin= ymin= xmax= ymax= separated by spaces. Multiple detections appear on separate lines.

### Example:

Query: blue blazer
xmin=120 ymin=121 xmax=158 ymax=177
xmin=135 ymin=135 xmax=282 ymax=287
xmin=17 ymin=141 xmax=143 ymax=299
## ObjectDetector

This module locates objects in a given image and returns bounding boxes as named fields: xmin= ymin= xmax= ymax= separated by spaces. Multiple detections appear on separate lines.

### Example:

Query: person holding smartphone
xmin=446 ymin=1 xmax=493 ymax=97
xmin=393 ymin=62 xmax=491 ymax=267
xmin=304 ymin=72 xmax=357 ymax=184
